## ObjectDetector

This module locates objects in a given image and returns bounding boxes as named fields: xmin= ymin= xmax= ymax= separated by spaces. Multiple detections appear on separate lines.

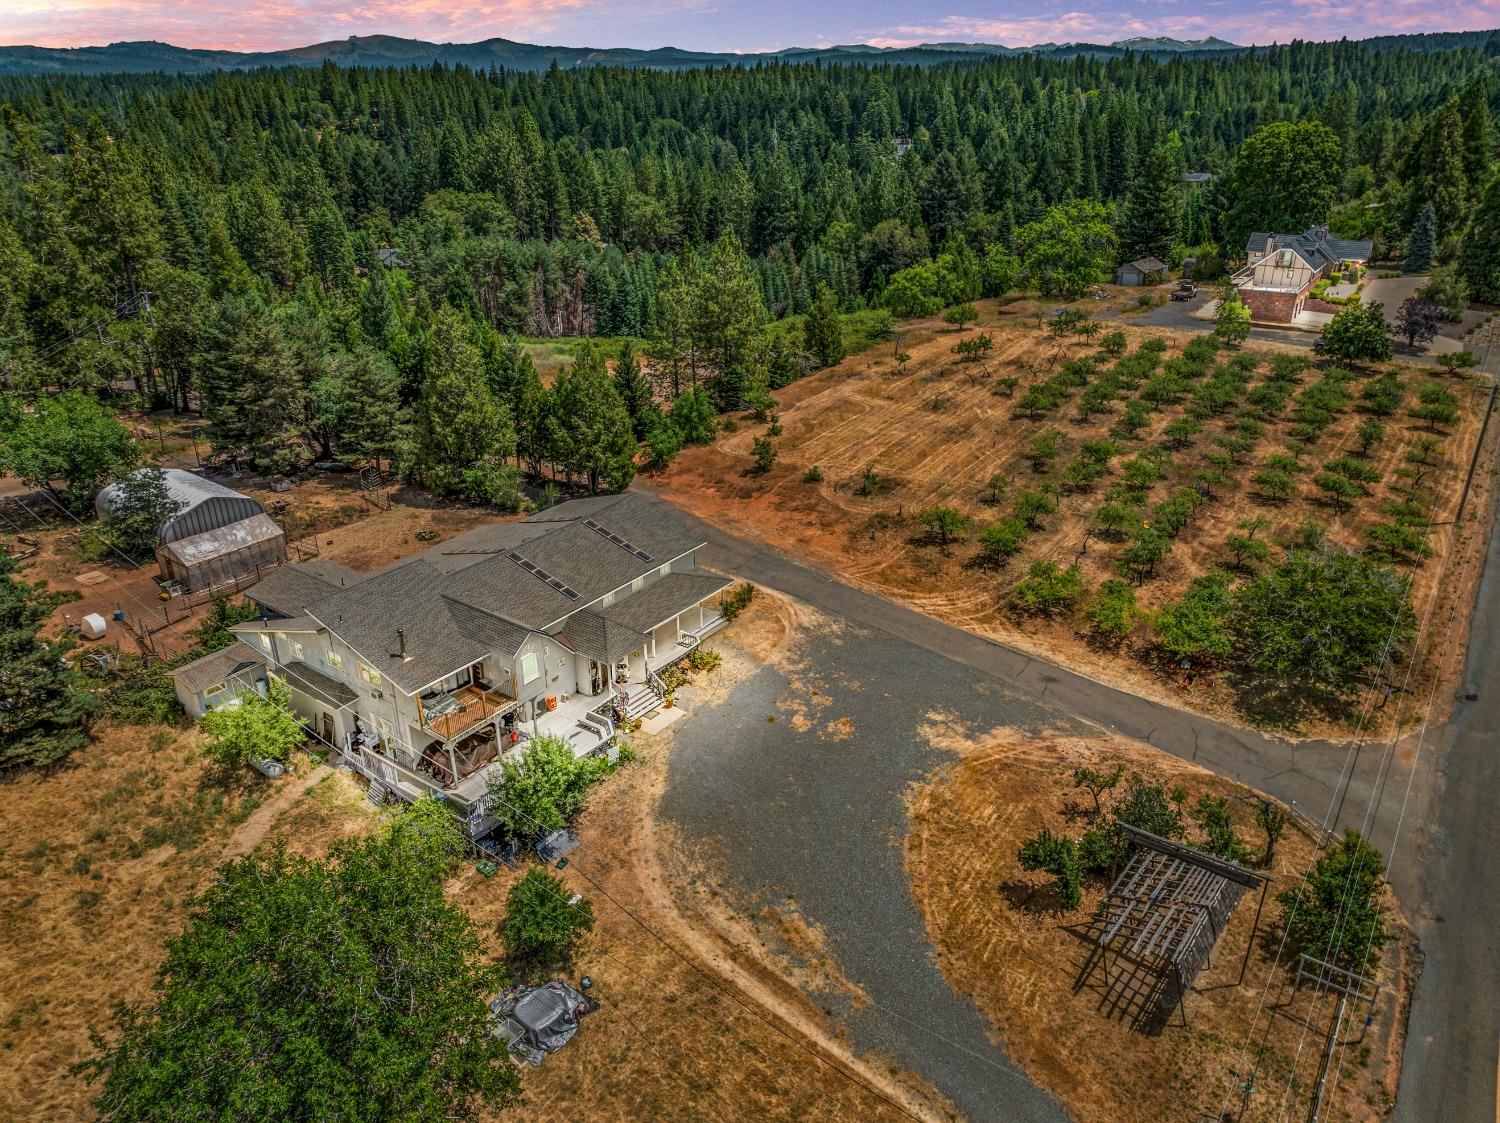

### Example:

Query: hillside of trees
xmin=0 ymin=40 xmax=1494 ymax=502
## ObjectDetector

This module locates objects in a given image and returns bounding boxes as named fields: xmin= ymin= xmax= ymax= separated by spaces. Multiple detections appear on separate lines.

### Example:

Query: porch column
xmin=446 ymin=743 xmax=458 ymax=784
xmin=699 ymin=603 xmax=705 ymax=629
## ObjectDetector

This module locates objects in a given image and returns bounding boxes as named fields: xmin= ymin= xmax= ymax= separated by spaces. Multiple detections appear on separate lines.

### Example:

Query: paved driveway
xmin=663 ymin=628 xmax=1076 ymax=1122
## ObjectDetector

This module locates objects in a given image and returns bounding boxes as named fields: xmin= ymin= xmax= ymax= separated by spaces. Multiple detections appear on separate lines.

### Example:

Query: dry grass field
xmin=0 ymin=595 xmax=939 ymax=1123
xmin=655 ymin=299 xmax=1496 ymax=734
xmin=904 ymin=723 xmax=1416 ymax=1123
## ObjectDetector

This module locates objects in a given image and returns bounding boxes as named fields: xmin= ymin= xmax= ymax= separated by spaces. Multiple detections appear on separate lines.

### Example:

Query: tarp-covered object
xmin=488 ymin=980 xmax=596 ymax=1065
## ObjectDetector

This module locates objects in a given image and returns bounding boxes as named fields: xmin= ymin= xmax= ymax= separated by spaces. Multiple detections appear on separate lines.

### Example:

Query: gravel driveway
xmin=661 ymin=624 xmax=1083 ymax=1122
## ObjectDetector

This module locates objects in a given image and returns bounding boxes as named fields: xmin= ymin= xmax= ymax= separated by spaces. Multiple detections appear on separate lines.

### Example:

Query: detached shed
xmin=97 ymin=468 xmax=287 ymax=593
xmin=1114 ymin=257 xmax=1169 ymax=286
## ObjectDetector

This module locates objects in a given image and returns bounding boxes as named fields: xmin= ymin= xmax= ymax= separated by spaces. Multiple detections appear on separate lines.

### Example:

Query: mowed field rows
xmin=659 ymin=299 xmax=1496 ymax=732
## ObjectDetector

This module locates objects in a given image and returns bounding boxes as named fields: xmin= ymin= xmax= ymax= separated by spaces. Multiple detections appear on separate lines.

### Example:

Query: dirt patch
xmin=654 ymin=303 xmax=1495 ymax=737
xmin=903 ymin=724 xmax=1416 ymax=1123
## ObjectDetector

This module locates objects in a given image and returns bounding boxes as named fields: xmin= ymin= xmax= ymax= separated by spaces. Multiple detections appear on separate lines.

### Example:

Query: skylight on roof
xmin=505 ymin=550 xmax=580 ymax=600
xmin=583 ymin=518 xmax=653 ymax=562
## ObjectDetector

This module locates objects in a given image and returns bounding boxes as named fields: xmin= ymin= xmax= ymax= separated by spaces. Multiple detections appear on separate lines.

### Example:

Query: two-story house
xmin=173 ymin=494 xmax=731 ymax=837
xmin=1231 ymin=226 xmax=1373 ymax=324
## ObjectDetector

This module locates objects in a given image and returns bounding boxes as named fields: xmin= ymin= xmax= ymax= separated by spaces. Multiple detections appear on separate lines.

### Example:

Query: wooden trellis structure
xmin=1077 ymin=824 xmax=1269 ymax=1028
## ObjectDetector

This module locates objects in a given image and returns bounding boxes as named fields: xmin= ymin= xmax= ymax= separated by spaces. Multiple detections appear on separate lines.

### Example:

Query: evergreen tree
xmin=311 ymin=347 xmax=405 ymax=468
xmin=551 ymin=342 xmax=637 ymax=494
xmin=1424 ymin=99 xmax=1472 ymax=242
xmin=198 ymin=296 xmax=306 ymax=471
xmin=611 ymin=339 xmax=658 ymax=439
xmin=0 ymin=552 xmax=96 ymax=771
xmin=408 ymin=308 xmax=516 ymax=499
xmin=803 ymin=286 xmax=845 ymax=369
xmin=1119 ymin=137 xmax=1184 ymax=264
xmin=1459 ymin=172 xmax=1500 ymax=303
xmin=1404 ymin=204 xmax=1436 ymax=273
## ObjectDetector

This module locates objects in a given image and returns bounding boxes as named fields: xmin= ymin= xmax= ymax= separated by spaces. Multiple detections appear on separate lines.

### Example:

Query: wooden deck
xmin=420 ymin=684 xmax=516 ymax=742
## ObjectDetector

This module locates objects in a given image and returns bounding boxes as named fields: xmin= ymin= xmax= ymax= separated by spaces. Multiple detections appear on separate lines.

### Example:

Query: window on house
xmin=203 ymin=682 xmax=226 ymax=702
xmin=257 ymin=634 xmax=272 ymax=654
xmin=600 ymin=591 xmax=615 ymax=607
xmin=359 ymin=664 xmax=381 ymax=685
xmin=658 ymin=563 xmax=670 ymax=576
xmin=520 ymin=651 xmax=540 ymax=685
xmin=328 ymin=650 xmax=343 ymax=669
xmin=289 ymin=639 xmax=304 ymax=660
xmin=631 ymin=576 xmax=644 ymax=592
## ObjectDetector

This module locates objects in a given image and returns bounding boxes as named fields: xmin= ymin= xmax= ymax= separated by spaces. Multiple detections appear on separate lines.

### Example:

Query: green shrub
xmin=721 ymin=583 xmax=755 ymax=621
xmin=502 ymin=867 xmax=596 ymax=962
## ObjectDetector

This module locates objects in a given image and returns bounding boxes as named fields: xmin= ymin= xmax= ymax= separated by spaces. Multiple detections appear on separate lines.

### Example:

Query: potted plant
xmin=664 ymin=693 xmax=676 ymax=709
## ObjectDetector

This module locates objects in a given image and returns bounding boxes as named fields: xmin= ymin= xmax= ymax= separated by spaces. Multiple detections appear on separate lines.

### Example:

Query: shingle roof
xmin=302 ymin=493 xmax=707 ymax=692
xmin=168 ymin=642 xmax=265 ymax=695
xmin=1246 ymin=229 xmax=1373 ymax=270
xmin=1123 ymin=256 xmax=1168 ymax=273
xmin=599 ymin=572 xmax=732 ymax=633
xmin=280 ymin=660 xmax=359 ymax=708
xmin=553 ymin=609 xmax=647 ymax=664
xmin=246 ymin=562 xmax=363 ymax=618
xmin=307 ymin=560 xmax=494 ymax=693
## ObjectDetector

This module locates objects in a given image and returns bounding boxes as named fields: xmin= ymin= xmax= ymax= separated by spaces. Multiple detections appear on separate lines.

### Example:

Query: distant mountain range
xmin=0 ymin=29 xmax=1491 ymax=77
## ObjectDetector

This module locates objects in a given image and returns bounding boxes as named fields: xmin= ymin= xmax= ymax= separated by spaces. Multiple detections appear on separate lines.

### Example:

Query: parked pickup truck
xmin=1170 ymin=282 xmax=1198 ymax=301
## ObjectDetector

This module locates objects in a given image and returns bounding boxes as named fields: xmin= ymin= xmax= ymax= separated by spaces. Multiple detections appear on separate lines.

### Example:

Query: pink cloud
xmin=2 ymin=0 xmax=699 ymax=51
xmin=869 ymin=2 xmax=1499 ymax=49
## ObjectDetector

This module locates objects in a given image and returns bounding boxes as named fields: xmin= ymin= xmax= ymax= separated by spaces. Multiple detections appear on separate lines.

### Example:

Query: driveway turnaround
xmin=634 ymin=486 xmax=1500 ymax=1123
xmin=662 ymin=625 xmax=1077 ymax=1122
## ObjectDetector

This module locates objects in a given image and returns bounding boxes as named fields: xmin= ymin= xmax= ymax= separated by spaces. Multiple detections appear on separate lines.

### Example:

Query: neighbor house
xmin=1231 ymin=226 xmax=1373 ymax=324
xmin=181 ymin=493 xmax=731 ymax=838
xmin=96 ymin=468 xmax=287 ymax=594
xmin=1114 ymin=256 xmax=1168 ymax=286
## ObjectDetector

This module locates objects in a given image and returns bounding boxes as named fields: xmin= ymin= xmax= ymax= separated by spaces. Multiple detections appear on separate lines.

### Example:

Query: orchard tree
xmin=1152 ymin=572 xmax=1234 ymax=662
xmin=78 ymin=800 xmax=522 ymax=1122
xmin=1214 ymin=293 xmax=1252 ymax=345
xmin=1085 ymin=579 xmax=1142 ymax=642
xmin=943 ymin=302 xmax=979 ymax=331
xmin=918 ymin=505 xmax=972 ymax=547
xmin=1018 ymin=825 xmax=1082 ymax=909
xmin=1231 ymin=545 xmax=1415 ymax=714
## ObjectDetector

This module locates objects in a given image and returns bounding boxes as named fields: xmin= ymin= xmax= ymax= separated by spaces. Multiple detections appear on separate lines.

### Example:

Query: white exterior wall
xmin=512 ymin=634 xmax=578 ymax=719
xmin=1247 ymin=251 xmax=1316 ymax=293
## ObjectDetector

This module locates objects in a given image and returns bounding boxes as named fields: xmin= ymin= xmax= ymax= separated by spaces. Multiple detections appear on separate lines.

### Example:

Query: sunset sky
xmin=2 ymin=0 xmax=1495 ymax=54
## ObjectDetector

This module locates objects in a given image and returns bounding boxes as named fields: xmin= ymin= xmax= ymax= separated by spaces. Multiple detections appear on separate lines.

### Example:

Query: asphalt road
xmin=1392 ymin=479 xmax=1500 ymax=1123
xmin=634 ymin=485 xmax=1499 ymax=1122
